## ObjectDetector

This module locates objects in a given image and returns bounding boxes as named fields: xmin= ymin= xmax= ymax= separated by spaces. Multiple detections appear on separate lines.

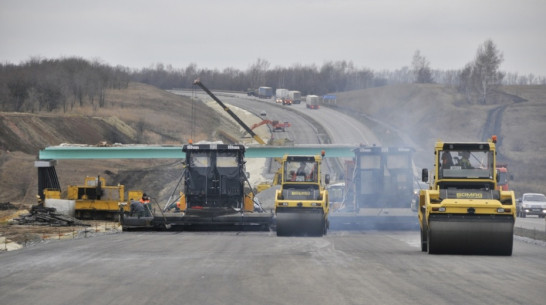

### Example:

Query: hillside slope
xmin=332 ymin=83 xmax=546 ymax=195
xmin=0 ymin=82 xmax=242 ymax=204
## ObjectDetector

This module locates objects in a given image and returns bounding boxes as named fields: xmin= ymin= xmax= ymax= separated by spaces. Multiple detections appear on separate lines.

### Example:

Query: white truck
xmin=288 ymin=90 xmax=302 ymax=104
xmin=276 ymin=88 xmax=289 ymax=99
xmin=306 ymin=95 xmax=320 ymax=109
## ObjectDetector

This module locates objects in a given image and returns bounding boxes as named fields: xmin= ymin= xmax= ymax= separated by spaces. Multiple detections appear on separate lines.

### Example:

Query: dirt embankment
xmin=0 ymin=82 xmax=243 ymax=205
xmin=333 ymin=83 xmax=546 ymax=196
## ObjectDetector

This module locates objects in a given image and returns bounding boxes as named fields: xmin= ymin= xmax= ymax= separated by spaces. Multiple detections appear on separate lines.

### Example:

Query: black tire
xmin=323 ymin=219 xmax=328 ymax=236
xmin=427 ymin=228 xmax=436 ymax=254
xmin=420 ymin=228 xmax=428 ymax=252
xmin=312 ymin=219 xmax=324 ymax=237
xmin=500 ymin=239 xmax=514 ymax=256
xmin=276 ymin=225 xmax=285 ymax=236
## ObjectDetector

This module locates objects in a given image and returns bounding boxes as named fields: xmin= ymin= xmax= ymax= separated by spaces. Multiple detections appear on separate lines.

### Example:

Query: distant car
xmin=276 ymin=97 xmax=283 ymax=103
xmin=517 ymin=193 xmax=546 ymax=218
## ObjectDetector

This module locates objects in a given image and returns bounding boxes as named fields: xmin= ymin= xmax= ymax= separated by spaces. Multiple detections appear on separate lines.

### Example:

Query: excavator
xmin=251 ymin=120 xmax=291 ymax=132
xmin=418 ymin=136 xmax=515 ymax=255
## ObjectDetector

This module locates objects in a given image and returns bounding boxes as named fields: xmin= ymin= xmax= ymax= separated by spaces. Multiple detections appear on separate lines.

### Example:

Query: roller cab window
xmin=285 ymin=160 xmax=318 ymax=182
xmin=439 ymin=150 xmax=494 ymax=179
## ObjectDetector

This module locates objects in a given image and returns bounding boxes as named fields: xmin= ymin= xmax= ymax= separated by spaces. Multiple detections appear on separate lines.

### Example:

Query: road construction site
xmin=1 ymin=87 xmax=546 ymax=305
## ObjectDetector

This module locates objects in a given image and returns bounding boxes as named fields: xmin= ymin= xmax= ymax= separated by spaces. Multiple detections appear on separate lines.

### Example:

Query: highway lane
xmin=170 ymin=90 xmax=322 ymax=145
xmin=1 ymin=231 xmax=545 ymax=305
xmin=216 ymin=92 xmax=380 ymax=146
xmin=286 ymin=101 xmax=380 ymax=146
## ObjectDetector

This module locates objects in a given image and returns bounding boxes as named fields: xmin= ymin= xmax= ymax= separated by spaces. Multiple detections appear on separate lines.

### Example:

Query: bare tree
xmin=457 ymin=40 xmax=504 ymax=104
xmin=248 ymin=58 xmax=270 ymax=88
xmin=411 ymin=50 xmax=433 ymax=83
xmin=473 ymin=39 xmax=504 ymax=103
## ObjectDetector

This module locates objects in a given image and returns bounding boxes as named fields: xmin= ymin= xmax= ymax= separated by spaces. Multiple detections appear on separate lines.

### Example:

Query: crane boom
xmin=193 ymin=79 xmax=266 ymax=145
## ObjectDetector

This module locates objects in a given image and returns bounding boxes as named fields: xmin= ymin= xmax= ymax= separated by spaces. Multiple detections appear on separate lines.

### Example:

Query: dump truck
xmin=275 ymin=153 xmax=330 ymax=236
xmin=418 ymin=136 xmax=515 ymax=255
xmin=120 ymin=143 xmax=273 ymax=230
xmin=43 ymin=175 xmax=142 ymax=220
xmin=329 ymin=146 xmax=417 ymax=230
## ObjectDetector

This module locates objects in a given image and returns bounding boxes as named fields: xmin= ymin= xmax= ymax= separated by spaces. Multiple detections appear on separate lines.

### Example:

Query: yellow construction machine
xmin=275 ymin=152 xmax=330 ymax=236
xmin=418 ymin=136 xmax=515 ymax=255
xmin=44 ymin=176 xmax=142 ymax=219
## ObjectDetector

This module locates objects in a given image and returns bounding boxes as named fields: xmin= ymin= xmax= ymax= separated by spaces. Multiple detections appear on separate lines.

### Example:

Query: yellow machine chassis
xmin=418 ymin=138 xmax=517 ymax=256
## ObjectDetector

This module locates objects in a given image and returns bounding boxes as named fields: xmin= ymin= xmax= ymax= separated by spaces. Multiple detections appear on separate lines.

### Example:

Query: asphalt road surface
xmin=1 ymin=230 xmax=545 ymax=305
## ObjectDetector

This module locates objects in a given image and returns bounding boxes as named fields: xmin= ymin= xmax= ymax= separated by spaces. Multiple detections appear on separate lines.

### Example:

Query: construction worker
xmin=442 ymin=151 xmax=454 ymax=169
xmin=130 ymin=198 xmax=144 ymax=217
xmin=460 ymin=151 xmax=473 ymax=169
xmin=296 ymin=162 xmax=307 ymax=177
xmin=140 ymin=193 xmax=151 ymax=216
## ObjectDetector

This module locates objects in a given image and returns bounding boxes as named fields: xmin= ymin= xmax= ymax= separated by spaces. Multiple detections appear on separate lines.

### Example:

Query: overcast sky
xmin=1 ymin=0 xmax=545 ymax=75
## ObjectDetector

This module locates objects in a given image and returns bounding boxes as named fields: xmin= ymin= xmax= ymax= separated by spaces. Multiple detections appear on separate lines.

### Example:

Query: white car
xmin=517 ymin=193 xmax=546 ymax=218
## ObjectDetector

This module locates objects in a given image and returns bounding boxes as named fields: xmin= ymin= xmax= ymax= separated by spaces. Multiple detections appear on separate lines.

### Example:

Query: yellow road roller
xmin=418 ymin=136 xmax=515 ymax=255
xmin=275 ymin=152 xmax=330 ymax=236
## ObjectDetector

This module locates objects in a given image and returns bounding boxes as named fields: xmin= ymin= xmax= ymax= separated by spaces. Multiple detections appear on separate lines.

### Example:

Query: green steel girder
xmin=38 ymin=144 xmax=357 ymax=160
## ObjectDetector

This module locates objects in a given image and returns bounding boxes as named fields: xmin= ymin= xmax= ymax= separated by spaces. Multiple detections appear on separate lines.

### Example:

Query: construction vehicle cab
xmin=419 ymin=137 xmax=516 ymax=255
xmin=179 ymin=143 xmax=255 ymax=215
xmin=352 ymin=146 xmax=414 ymax=209
xmin=275 ymin=153 xmax=330 ymax=236
xmin=120 ymin=143 xmax=273 ymax=230
xmin=329 ymin=146 xmax=416 ymax=230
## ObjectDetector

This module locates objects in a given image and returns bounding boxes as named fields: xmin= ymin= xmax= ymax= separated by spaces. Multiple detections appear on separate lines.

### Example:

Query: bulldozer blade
xmin=427 ymin=215 xmax=514 ymax=255
xmin=276 ymin=209 xmax=325 ymax=237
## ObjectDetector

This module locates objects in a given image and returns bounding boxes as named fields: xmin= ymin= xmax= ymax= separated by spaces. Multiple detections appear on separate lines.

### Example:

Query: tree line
xmin=0 ymin=57 xmax=130 ymax=112
xmin=1 ymin=40 xmax=543 ymax=113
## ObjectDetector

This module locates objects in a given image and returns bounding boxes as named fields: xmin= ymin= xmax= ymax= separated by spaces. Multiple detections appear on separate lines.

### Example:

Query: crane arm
xmin=193 ymin=79 xmax=266 ymax=145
